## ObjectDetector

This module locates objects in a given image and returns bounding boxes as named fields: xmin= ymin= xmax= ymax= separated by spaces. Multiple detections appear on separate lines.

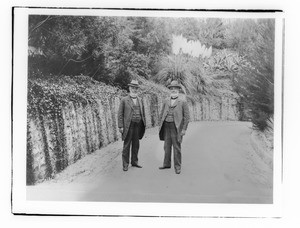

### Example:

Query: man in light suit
xmin=158 ymin=80 xmax=190 ymax=174
xmin=118 ymin=80 xmax=146 ymax=171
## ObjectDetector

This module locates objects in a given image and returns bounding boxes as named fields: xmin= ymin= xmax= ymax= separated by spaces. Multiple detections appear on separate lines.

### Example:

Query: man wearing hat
xmin=158 ymin=80 xmax=190 ymax=174
xmin=118 ymin=80 xmax=146 ymax=171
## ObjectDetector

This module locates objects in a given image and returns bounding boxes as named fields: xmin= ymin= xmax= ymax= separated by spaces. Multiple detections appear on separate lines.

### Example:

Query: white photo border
xmin=12 ymin=7 xmax=284 ymax=217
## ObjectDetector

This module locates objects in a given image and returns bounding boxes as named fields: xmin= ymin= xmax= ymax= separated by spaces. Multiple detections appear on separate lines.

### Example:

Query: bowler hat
xmin=167 ymin=80 xmax=181 ymax=89
xmin=128 ymin=80 xmax=140 ymax=88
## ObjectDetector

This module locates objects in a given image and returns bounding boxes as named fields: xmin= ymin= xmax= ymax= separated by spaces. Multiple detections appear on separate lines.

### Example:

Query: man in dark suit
xmin=118 ymin=80 xmax=146 ymax=171
xmin=158 ymin=80 xmax=190 ymax=174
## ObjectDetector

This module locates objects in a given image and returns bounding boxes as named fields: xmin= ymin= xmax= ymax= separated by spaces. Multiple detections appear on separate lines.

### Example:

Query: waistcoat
xmin=165 ymin=105 xmax=176 ymax=122
xmin=132 ymin=99 xmax=141 ymax=123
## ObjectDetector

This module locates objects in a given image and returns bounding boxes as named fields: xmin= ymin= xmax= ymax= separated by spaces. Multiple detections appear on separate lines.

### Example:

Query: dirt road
xmin=27 ymin=121 xmax=272 ymax=204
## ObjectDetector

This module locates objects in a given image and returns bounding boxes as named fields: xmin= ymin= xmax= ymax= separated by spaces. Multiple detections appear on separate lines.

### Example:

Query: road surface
xmin=27 ymin=121 xmax=273 ymax=204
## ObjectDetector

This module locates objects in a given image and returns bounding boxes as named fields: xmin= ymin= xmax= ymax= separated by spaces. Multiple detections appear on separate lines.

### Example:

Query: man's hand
xmin=119 ymin=128 xmax=123 ymax=134
xmin=181 ymin=130 xmax=186 ymax=136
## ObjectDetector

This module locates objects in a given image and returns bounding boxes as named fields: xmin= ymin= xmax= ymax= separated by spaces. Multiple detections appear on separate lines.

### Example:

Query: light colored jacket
xmin=159 ymin=98 xmax=190 ymax=142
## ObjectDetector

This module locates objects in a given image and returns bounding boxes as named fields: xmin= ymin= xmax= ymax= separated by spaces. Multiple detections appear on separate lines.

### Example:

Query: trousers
xmin=122 ymin=121 xmax=141 ymax=168
xmin=162 ymin=121 xmax=181 ymax=171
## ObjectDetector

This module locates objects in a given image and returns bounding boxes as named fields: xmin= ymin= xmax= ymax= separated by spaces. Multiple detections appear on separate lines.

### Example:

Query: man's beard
xmin=171 ymin=92 xmax=179 ymax=99
xmin=130 ymin=92 xmax=137 ymax=98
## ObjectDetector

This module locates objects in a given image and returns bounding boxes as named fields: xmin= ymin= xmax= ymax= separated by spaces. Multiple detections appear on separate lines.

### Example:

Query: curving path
xmin=27 ymin=121 xmax=273 ymax=204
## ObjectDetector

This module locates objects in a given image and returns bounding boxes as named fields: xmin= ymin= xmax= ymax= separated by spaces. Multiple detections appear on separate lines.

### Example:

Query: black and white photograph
xmin=11 ymin=7 xmax=284 ymax=218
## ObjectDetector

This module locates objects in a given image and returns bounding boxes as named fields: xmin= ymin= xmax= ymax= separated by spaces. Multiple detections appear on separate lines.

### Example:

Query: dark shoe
xmin=159 ymin=166 xmax=171 ymax=170
xmin=132 ymin=164 xmax=142 ymax=168
xmin=175 ymin=169 xmax=181 ymax=174
xmin=123 ymin=166 xmax=128 ymax=171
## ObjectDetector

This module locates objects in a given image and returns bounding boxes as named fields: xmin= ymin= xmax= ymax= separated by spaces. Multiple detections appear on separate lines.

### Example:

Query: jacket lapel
xmin=138 ymin=97 xmax=143 ymax=109
xmin=163 ymin=99 xmax=170 ymax=118
xmin=138 ymin=97 xmax=145 ymax=121
xmin=126 ymin=96 xmax=134 ymax=110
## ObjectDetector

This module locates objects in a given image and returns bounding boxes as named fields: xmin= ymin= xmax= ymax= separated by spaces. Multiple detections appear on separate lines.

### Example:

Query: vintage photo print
xmin=12 ymin=7 xmax=284 ymax=217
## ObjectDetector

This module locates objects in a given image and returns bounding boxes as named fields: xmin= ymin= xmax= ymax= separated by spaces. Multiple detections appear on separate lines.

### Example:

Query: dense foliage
xmin=28 ymin=15 xmax=275 ymax=131
xmin=29 ymin=16 xmax=172 ymax=89
xmin=230 ymin=19 xmax=275 ymax=130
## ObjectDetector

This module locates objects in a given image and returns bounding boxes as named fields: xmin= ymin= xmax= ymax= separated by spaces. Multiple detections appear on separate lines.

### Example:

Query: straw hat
xmin=167 ymin=80 xmax=181 ymax=89
xmin=128 ymin=80 xmax=140 ymax=88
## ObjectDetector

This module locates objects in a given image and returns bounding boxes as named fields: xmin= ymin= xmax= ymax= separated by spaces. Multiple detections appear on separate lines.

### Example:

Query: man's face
xmin=129 ymin=86 xmax=139 ymax=96
xmin=170 ymin=87 xmax=179 ymax=93
xmin=170 ymin=87 xmax=179 ymax=97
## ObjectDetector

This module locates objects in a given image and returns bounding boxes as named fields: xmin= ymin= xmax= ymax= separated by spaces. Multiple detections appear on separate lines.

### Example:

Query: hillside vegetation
xmin=29 ymin=16 xmax=274 ymax=130
xmin=27 ymin=15 xmax=275 ymax=184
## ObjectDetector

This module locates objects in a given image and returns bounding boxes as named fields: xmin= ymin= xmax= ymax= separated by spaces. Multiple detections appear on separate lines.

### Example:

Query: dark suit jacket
xmin=159 ymin=98 xmax=190 ymax=142
xmin=118 ymin=95 xmax=146 ymax=141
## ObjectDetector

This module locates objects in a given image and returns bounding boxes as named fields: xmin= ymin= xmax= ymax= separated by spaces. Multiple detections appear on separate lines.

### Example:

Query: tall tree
xmin=233 ymin=19 xmax=275 ymax=130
